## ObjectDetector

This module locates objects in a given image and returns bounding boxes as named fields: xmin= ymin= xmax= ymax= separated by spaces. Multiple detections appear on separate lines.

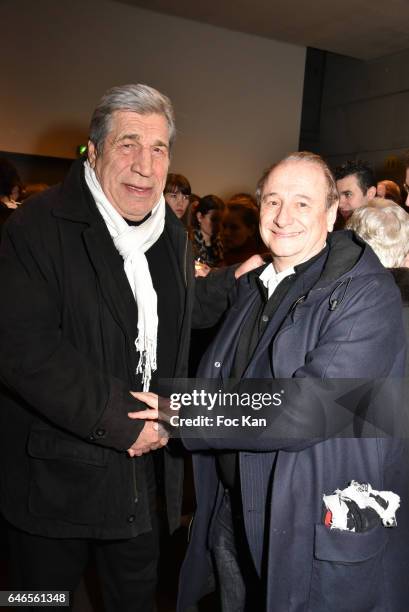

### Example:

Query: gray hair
xmin=256 ymin=151 xmax=339 ymax=210
xmin=346 ymin=204 xmax=409 ymax=267
xmin=89 ymin=83 xmax=176 ymax=152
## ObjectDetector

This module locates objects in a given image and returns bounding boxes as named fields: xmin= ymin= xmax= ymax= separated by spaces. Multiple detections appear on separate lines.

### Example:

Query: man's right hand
xmin=127 ymin=420 xmax=168 ymax=457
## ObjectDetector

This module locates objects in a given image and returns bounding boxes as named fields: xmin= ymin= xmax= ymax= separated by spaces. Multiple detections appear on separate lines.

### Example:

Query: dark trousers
xmin=211 ymin=491 xmax=263 ymax=612
xmin=7 ymin=522 xmax=159 ymax=612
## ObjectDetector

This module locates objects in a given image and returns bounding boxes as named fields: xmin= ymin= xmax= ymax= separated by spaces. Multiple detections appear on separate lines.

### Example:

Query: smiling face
xmin=87 ymin=110 xmax=170 ymax=221
xmin=259 ymin=160 xmax=337 ymax=272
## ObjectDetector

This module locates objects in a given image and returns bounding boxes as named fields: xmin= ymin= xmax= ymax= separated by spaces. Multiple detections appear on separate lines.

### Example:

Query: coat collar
xmin=313 ymin=230 xmax=380 ymax=289
xmin=244 ymin=230 xmax=382 ymax=294
xmin=52 ymin=158 xmax=96 ymax=224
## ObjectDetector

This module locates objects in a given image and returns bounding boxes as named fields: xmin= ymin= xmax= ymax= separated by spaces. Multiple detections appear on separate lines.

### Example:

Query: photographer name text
xmin=170 ymin=415 xmax=267 ymax=427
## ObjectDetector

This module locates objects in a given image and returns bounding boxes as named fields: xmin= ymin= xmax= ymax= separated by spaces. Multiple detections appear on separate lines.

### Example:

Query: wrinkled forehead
xmin=107 ymin=109 xmax=170 ymax=143
xmin=262 ymin=160 xmax=327 ymax=202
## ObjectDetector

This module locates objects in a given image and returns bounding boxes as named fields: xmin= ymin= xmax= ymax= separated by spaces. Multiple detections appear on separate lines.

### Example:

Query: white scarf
xmin=84 ymin=161 xmax=165 ymax=391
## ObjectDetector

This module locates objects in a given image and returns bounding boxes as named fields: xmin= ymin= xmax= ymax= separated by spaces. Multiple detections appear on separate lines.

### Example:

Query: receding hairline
xmin=256 ymin=151 xmax=339 ymax=210
xmin=260 ymin=159 xmax=332 ymax=199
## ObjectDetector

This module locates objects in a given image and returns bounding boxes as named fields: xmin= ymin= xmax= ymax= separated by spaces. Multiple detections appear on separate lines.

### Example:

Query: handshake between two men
xmin=126 ymin=252 xmax=268 ymax=457
xmin=127 ymin=391 xmax=168 ymax=457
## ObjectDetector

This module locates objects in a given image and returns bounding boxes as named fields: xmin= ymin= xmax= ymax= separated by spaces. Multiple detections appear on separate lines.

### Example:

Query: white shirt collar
xmin=259 ymin=263 xmax=295 ymax=299
xmin=259 ymin=243 xmax=327 ymax=299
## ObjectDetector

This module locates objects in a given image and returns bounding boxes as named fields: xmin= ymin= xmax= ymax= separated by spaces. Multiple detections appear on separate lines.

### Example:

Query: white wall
xmin=0 ymin=0 xmax=305 ymax=196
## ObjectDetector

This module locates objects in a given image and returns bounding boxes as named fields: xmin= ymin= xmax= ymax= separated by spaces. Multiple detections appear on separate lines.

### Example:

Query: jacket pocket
xmin=308 ymin=524 xmax=388 ymax=612
xmin=27 ymin=426 xmax=109 ymax=526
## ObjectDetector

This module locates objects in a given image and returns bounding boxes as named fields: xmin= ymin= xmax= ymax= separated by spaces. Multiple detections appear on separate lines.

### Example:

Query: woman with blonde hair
xmin=346 ymin=202 xmax=409 ymax=268
xmin=347 ymin=203 xmax=409 ymax=374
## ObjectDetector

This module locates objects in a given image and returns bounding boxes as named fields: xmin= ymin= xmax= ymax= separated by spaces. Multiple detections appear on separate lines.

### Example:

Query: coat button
xmin=261 ymin=315 xmax=269 ymax=323
xmin=96 ymin=428 xmax=106 ymax=437
xmin=88 ymin=434 xmax=96 ymax=441
xmin=127 ymin=514 xmax=136 ymax=523
xmin=214 ymin=362 xmax=221 ymax=368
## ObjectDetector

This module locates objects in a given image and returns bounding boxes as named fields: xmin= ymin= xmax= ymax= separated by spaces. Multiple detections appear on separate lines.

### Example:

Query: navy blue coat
xmin=178 ymin=232 xmax=409 ymax=612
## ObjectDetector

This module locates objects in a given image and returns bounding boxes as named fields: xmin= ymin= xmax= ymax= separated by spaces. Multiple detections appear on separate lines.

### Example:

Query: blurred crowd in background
xmin=2 ymin=155 xmax=409 ymax=275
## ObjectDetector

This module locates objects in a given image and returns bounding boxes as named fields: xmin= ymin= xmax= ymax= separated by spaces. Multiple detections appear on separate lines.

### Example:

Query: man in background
xmin=334 ymin=159 xmax=376 ymax=227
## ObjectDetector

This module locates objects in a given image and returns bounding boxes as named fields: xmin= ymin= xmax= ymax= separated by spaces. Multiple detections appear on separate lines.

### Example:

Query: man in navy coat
xmin=135 ymin=152 xmax=408 ymax=611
